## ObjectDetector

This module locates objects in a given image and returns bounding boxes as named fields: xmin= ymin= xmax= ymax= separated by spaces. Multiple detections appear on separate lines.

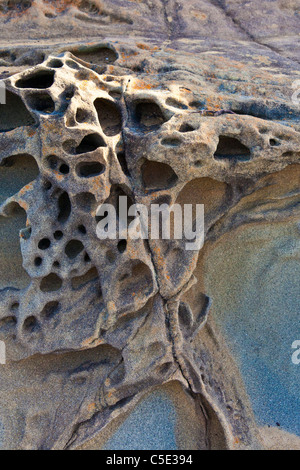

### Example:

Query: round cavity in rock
xmin=65 ymin=240 xmax=84 ymax=259
xmin=34 ymin=257 xmax=43 ymax=267
xmin=48 ymin=59 xmax=63 ymax=68
xmin=38 ymin=238 xmax=51 ymax=250
xmin=76 ymin=161 xmax=105 ymax=178
xmin=54 ymin=230 xmax=63 ymax=240
xmin=59 ymin=163 xmax=69 ymax=174
xmin=117 ymin=240 xmax=127 ymax=253
xmin=40 ymin=273 xmax=62 ymax=292
xmin=78 ymin=225 xmax=87 ymax=234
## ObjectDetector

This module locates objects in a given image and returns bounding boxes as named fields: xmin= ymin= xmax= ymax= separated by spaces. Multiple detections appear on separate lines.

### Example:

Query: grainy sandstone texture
xmin=0 ymin=0 xmax=299 ymax=450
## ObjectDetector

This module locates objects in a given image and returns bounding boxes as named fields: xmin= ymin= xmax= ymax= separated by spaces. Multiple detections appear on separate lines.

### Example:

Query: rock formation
xmin=0 ymin=0 xmax=299 ymax=450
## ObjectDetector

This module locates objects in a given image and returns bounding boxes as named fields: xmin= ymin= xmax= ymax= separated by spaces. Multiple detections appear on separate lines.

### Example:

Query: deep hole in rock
xmin=40 ymin=273 xmax=62 ymax=292
xmin=0 ymin=154 xmax=39 ymax=206
xmin=94 ymin=98 xmax=122 ymax=136
xmin=57 ymin=192 xmax=71 ymax=223
xmin=38 ymin=238 xmax=51 ymax=250
xmin=65 ymin=239 xmax=84 ymax=259
xmin=117 ymin=152 xmax=130 ymax=177
xmin=84 ymin=253 xmax=91 ymax=262
xmin=71 ymin=266 xmax=99 ymax=290
xmin=41 ymin=301 xmax=60 ymax=319
xmin=117 ymin=239 xmax=127 ymax=253
xmin=54 ymin=230 xmax=63 ymax=240
xmin=34 ymin=257 xmax=42 ymax=267
xmin=15 ymin=70 xmax=55 ymax=89
xmin=214 ymin=136 xmax=251 ymax=161
xmin=27 ymin=93 xmax=55 ymax=113
xmin=270 ymin=138 xmax=280 ymax=147
xmin=76 ymin=161 xmax=105 ymax=178
xmin=76 ymin=133 xmax=107 ymax=154
xmin=0 ymin=91 xmax=35 ymax=131
xmin=134 ymin=100 xmax=167 ymax=131
xmin=141 ymin=159 xmax=178 ymax=191
xmin=59 ymin=163 xmax=69 ymax=174
xmin=78 ymin=224 xmax=87 ymax=234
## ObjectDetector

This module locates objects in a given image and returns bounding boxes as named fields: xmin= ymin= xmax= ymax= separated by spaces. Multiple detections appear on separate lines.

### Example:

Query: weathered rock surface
xmin=0 ymin=0 xmax=299 ymax=450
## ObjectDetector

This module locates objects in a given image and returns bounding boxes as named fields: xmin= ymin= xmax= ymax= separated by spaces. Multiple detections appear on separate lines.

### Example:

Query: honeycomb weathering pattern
xmin=0 ymin=46 xmax=299 ymax=450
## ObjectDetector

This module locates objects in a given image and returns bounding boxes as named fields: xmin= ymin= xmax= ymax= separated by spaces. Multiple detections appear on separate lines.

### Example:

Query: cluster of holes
xmin=46 ymin=155 xmax=69 ymax=175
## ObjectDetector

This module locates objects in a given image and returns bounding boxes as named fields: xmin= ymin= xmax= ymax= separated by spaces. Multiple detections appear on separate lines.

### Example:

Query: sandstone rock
xmin=0 ymin=0 xmax=299 ymax=450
